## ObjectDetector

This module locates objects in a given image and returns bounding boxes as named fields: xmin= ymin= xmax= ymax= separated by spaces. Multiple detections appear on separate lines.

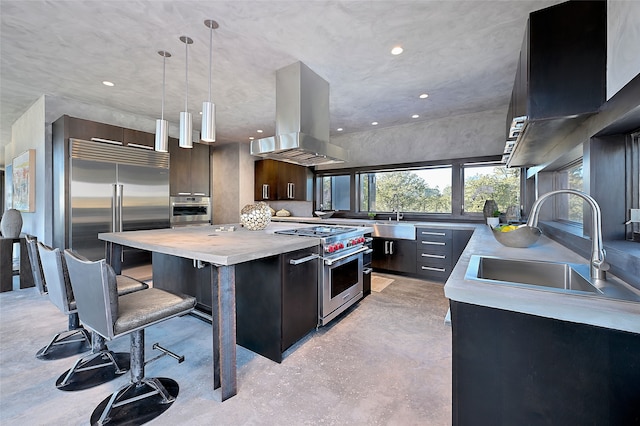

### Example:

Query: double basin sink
xmin=466 ymin=255 xmax=640 ymax=303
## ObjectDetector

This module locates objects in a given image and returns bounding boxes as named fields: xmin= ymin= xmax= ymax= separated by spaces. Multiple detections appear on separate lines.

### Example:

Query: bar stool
xmin=38 ymin=243 xmax=148 ymax=391
xmin=26 ymin=237 xmax=91 ymax=360
xmin=65 ymin=249 xmax=196 ymax=425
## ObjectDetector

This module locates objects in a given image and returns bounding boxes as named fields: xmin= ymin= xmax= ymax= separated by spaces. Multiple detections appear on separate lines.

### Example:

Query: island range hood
xmin=250 ymin=61 xmax=348 ymax=166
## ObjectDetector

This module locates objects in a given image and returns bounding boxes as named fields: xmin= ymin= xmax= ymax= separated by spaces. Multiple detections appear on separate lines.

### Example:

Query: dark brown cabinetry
xmin=254 ymin=159 xmax=310 ymax=201
xmin=64 ymin=115 xmax=124 ymax=143
xmin=152 ymin=246 xmax=319 ymax=363
xmin=416 ymin=227 xmax=472 ymax=282
xmin=169 ymin=138 xmax=210 ymax=196
xmin=372 ymin=238 xmax=416 ymax=274
xmin=506 ymin=1 xmax=606 ymax=166
xmin=123 ymin=128 xmax=155 ymax=148
xmin=451 ymin=301 xmax=640 ymax=426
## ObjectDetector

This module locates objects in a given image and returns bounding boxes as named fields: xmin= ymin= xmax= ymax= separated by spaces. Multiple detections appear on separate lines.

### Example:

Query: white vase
xmin=1 ymin=209 xmax=23 ymax=238
xmin=486 ymin=217 xmax=500 ymax=228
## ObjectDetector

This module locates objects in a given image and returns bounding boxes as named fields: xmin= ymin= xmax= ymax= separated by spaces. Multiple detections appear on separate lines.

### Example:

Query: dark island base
xmin=450 ymin=300 xmax=640 ymax=426
xmin=152 ymin=247 xmax=318 ymax=364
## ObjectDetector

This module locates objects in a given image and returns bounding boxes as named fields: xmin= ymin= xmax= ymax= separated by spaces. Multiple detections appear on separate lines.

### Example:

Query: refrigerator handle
xmin=117 ymin=184 xmax=124 ymax=232
xmin=112 ymin=184 xmax=118 ymax=232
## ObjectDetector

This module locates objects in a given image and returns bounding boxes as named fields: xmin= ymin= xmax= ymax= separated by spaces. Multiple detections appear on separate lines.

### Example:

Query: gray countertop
xmin=446 ymin=225 xmax=640 ymax=334
xmin=272 ymin=217 xmax=640 ymax=333
xmin=99 ymin=222 xmax=323 ymax=266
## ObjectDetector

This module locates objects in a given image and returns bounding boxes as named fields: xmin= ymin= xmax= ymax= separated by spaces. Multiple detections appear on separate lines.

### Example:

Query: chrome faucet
xmin=392 ymin=209 xmax=403 ymax=221
xmin=526 ymin=189 xmax=608 ymax=280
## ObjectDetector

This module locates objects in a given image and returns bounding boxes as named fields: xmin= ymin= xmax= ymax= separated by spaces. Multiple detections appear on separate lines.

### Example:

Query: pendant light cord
xmin=184 ymin=40 xmax=189 ymax=112
xmin=208 ymin=24 xmax=213 ymax=101
xmin=161 ymin=55 xmax=166 ymax=120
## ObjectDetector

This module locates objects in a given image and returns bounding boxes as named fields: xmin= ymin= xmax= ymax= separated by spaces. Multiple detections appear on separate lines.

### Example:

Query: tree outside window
xmin=463 ymin=164 xmax=520 ymax=214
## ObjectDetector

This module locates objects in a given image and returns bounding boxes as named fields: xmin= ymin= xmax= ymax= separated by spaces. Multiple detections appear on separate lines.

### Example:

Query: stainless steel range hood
xmin=250 ymin=61 xmax=347 ymax=166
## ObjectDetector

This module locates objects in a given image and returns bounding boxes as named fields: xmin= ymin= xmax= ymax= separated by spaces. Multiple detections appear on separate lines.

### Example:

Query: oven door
xmin=320 ymin=247 xmax=365 ymax=325
xmin=170 ymin=197 xmax=211 ymax=227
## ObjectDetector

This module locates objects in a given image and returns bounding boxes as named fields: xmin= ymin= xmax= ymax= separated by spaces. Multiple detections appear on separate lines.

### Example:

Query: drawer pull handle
xmin=421 ymin=253 xmax=445 ymax=259
xmin=421 ymin=241 xmax=445 ymax=246
xmin=421 ymin=231 xmax=446 ymax=236
xmin=422 ymin=266 xmax=446 ymax=272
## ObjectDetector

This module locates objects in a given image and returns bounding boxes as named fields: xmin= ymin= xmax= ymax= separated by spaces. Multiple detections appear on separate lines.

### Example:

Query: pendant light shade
xmin=154 ymin=50 xmax=171 ymax=152
xmin=179 ymin=36 xmax=193 ymax=149
xmin=201 ymin=19 xmax=219 ymax=143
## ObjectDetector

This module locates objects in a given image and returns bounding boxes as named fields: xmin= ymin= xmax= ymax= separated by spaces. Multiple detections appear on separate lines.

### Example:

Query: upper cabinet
xmin=169 ymin=139 xmax=211 ymax=196
xmin=505 ymin=0 xmax=606 ymax=167
xmin=254 ymin=159 xmax=311 ymax=201
xmin=66 ymin=116 xmax=124 ymax=143
xmin=122 ymin=128 xmax=155 ymax=149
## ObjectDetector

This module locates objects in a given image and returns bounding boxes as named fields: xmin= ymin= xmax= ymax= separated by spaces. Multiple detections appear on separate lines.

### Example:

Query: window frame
xmin=314 ymin=155 xmax=524 ymax=222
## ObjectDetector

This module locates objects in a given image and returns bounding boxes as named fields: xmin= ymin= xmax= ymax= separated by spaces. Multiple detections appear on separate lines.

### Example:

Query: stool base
xmin=90 ymin=377 xmax=179 ymax=425
xmin=56 ymin=352 xmax=130 ymax=391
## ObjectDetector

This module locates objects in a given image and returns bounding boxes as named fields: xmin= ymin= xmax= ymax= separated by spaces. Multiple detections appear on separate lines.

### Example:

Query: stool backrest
xmin=64 ymin=249 xmax=119 ymax=340
xmin=24 ymin=235 xmax=47 ymax=295
xmin=38 ymin=242 xmax=75 ymax=315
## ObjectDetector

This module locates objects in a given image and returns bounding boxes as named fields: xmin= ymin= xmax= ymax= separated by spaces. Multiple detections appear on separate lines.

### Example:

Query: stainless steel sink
xmin=465 ymin=255 xmax=640 ymax=302
xmin=466 ymin=256 xmax=602 ymax=294
xmin=371 ymin=222 xmax=415 ymax=240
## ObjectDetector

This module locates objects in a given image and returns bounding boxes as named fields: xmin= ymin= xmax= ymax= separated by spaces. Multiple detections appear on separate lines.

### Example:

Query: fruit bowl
xmin=490 ymin=224 xmax=542 ymax=248
xmin=314 ymin=211 xmax=335 ymax=219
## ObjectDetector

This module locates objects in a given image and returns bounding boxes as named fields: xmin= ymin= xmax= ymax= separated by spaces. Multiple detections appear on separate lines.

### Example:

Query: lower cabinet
xmin=152 ymin=246 xmax=319 ymax=363
xmin=416 ymin=228 xmax=473 ymax=282
xmin=450 ymin=301 xmax=640 ymax=426
xmin=372 ymin=238 xmax=416 ymax=274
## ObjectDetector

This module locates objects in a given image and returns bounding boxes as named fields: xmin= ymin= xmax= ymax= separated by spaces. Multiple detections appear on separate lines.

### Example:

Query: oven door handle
xmin=324 ymin=246 xmax=368 ymax=266
xmin=289 ymin=253 xmax=319 ymax=265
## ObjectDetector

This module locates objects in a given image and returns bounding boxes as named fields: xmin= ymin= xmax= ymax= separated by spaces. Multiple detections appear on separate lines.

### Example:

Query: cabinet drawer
xmin=417 ymin=228 xmax=452 ymax=242
xmin=417 ymin=239 xmax=452 ymax=255
xmin=417 ymin=251 xmax=452 ymax=266
xmin=416 ymin=262 xmax=451 ymax=281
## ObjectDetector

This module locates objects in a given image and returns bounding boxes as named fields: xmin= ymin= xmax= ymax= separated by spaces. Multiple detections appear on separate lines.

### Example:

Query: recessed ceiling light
xmin=391 ymin=46 xmax=403 ymax=55
xmin=419 ymin=93 xmax=429 ymax=99
xmin=371 ymin=121 xmax=378 ymax=126
xmin=257 ymin=129 xmax=263 ymax=133
xmin=102 ymin=81 xmax=115 ymax=87
xmin=412 ymin=114 xmax=420 ymax=119
xmin=249 ymin=136 xmax=255 ymax=140
xmin=336 ymin=128 xmax=343 ymax=132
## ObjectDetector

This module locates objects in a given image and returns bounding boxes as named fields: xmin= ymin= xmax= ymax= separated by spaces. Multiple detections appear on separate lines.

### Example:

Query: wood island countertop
xmin=98 ymin=222 xmax=323 ymax=266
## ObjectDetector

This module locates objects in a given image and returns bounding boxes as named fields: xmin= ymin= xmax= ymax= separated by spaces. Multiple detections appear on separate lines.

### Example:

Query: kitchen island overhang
xmin=98 ymin=223 xmax=323 ymax=402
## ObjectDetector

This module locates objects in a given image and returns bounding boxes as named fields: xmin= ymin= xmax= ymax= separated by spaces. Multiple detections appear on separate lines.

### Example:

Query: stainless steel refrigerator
xmin=64 ymin=138 xmax=170 ymax=264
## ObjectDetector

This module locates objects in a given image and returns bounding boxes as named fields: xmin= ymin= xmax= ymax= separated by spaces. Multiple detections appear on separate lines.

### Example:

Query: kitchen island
xmin=99 ymin=223 xmax=321 ymax=401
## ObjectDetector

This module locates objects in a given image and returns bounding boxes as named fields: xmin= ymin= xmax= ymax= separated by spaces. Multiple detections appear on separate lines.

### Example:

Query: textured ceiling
xmin=0 ymin=0 xmax=563 ymax=159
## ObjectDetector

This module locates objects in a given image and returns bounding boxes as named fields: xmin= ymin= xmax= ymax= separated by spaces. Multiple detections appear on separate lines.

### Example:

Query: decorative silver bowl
xmin=240 ymin=202 xmax=272 ymax=230
xmin=314 ymin=211 xmax=335 ymax=219
xmin=491 ymin=225 xmax=542 ymax=248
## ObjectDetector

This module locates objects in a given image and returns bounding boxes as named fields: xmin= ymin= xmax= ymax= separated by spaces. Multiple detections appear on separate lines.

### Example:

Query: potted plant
xmin=367 ymin=212 xmax=376 ymax=220
xmin=487 ymin=210 xmax=501 ymax=227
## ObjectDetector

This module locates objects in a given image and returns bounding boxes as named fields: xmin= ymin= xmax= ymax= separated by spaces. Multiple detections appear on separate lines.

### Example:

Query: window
xmin=359 ymin=167 xmax=452 ymax=213
xmin=463 ymin=163 xmax=520 ymax=214
xmin=318 ymin=175 xmax=350 ymax=210
xmin=555 ymin=160 xmax=584 ymax=224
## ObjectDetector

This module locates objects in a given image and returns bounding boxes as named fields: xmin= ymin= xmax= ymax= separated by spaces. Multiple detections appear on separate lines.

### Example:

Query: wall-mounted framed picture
xmin=12 ymin=149 xmax=35 ymax=212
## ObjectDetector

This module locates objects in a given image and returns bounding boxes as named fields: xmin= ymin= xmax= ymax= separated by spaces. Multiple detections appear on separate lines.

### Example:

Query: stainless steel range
xmin=276 ymin=226 xmax=369 ymax=326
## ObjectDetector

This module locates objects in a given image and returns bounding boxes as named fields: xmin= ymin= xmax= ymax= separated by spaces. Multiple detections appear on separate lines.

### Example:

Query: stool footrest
xmin=147 ymin=343 xmax=185 ymax=364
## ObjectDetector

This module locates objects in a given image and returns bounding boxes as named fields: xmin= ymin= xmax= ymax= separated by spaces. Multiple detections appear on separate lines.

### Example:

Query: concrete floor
xmin=0 ymin=272 xmax=452 ymax=425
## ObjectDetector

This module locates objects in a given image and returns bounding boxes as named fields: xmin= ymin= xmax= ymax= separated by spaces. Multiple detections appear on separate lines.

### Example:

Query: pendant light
xmin=201 ymin=19 xmax=218 ymax=143
xmin=179 ymin=35 xmax=194 ymax=148
xmin=154 ymin=50 xmax=171 ymax=152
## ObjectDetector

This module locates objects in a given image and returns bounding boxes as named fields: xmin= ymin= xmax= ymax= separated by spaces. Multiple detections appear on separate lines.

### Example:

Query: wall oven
xmin=170 ymin=196 xmax=211 ymax=227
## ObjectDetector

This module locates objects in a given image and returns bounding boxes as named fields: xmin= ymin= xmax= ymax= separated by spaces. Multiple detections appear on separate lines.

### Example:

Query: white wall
xmin=5 ymin=96 xmax=46 ymax=239
xmin=607 ymin=1 xmax=640 ymax=99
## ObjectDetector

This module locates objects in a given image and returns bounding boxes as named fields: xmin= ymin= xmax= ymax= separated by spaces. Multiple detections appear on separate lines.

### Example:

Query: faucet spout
xmin=526 ymin=189 xmax=607 ymax=280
